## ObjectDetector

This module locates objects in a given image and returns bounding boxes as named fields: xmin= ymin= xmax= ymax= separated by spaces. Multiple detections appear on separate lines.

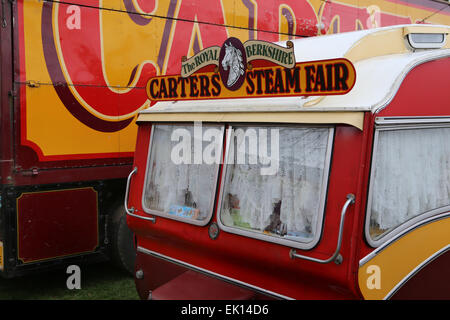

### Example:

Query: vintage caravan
xmin=125 ymin=24 xmax=450 ymax=300
xmin=2 ymin=0 xmax=448 ymax=280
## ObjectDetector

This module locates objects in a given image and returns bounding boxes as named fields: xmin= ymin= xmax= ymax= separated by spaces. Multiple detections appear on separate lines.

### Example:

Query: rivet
xmin=136 ymin=269 xmax=144 ymax=279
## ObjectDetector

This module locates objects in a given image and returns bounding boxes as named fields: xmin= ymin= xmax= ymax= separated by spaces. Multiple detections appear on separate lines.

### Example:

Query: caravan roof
xmin=138 ymin=24 xmax=450 ymax=129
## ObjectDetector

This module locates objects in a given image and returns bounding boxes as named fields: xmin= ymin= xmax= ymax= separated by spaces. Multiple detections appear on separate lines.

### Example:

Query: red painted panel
xmin=151 ymin=270 xmax=256 ymax=300
xmin=377 ymin=57 xmax=450 ymax=118
xmin=135 ymin=251 xmax=186 ymax=299
xmin=16 ymin=187 xmax=99 ymax=263
xmin=129 ymin=124 xmax=365 ymax=299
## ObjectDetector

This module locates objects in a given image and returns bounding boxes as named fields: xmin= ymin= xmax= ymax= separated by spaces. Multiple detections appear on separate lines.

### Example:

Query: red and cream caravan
xmin=126 ymin=24 xmax=450 ymax=300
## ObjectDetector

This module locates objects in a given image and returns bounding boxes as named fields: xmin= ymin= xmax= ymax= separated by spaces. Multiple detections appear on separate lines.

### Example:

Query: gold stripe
xmin=345 ymin=28 xmax=408 ymax=63
xmin=358 ymin=216 xmax=450 ymax=300
xmin=0 ymin=241 xmax=3 ymax=271
xmin=137 ymin=111 xmax=365 ymax=130
xmin=345 ymin=26 xmax=450 ymax=63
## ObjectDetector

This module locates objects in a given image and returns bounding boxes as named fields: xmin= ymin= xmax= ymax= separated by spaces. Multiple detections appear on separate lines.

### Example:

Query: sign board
xmin=146 ymin=38 xmax=356 ymax=102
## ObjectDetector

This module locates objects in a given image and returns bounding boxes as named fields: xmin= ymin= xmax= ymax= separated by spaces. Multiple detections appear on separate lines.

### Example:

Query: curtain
xmin=144 ymin=124 xmax=221 ymax=221
xmin=370 ymin=127 xmax=450 ymax=238
xmin=221 ymin=126 xmax=331 ymax=241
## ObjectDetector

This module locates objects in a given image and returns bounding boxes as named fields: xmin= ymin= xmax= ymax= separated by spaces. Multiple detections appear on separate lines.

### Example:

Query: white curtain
xmin=221 ymin=127 xmax=331 ymax=240
xmin=370 ymin=127 xmax=450 ymax=237
xmin=144 ymin=125 xmax=220 ymax=221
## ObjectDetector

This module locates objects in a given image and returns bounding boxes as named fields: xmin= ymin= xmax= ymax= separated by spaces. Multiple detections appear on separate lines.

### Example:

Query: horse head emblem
xmin=221 ymin=42 xmax=245 ymax=88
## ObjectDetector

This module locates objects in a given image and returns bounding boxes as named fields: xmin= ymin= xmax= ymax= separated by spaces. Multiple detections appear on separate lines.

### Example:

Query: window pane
xmin=143 ymin=124 xmax=222 ymax=223
xmin=409 ymin=33 xmax=444 ymax=44
xmin=369 ymin=127 xmax=450 ymax=240
xmin=220 ymin=126 xmax=332 ymax=244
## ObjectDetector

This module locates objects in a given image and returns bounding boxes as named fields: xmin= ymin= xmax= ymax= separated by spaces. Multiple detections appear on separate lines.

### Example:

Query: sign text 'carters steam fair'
xmin=146 ymin=38 xmax=356 ymax=102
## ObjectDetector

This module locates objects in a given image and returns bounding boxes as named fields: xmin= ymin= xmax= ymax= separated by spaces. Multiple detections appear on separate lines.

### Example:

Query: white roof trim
xmin=314 ymin=49 xmax=450 ymax=113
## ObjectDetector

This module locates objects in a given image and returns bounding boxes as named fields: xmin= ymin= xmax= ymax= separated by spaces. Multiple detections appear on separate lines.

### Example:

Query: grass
xmin=0 ymin=262 xmax=140 ymax=300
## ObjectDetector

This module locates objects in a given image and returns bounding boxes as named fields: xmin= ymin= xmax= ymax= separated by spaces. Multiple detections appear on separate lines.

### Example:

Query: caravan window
xmin=367 ymin=125 xmax=450 ymax=246
xmin=218 ymin=125 xmax=334 ymax=249
xmin=142 ymin=124 xmax=224 ymax=225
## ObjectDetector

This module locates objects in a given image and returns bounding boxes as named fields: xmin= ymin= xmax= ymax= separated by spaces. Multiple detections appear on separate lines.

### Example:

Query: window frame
xmin=365 ymin=117 xmax=450 ymax=247
xmin=141 ymin=122 xmax=225 ymax=226
xmin=216 ymin=123 xmax=335 ymax=250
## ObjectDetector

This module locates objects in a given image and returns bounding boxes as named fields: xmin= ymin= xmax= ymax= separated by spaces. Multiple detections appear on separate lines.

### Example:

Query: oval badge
xmin=219 ymin=37 xmax=247 ymax=91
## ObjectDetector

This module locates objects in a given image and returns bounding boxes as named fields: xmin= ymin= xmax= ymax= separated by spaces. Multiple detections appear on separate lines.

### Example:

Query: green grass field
xmin=0 ymin=262 xmax=140 ymax=300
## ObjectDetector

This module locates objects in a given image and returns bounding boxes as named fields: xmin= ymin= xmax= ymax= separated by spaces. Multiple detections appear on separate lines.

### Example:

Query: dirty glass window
xmin=368 ymin=126 xmax=450 ymax=244
xmin=143 ymin=124 xmax=223 ymax=225
xmin=219 ymin=125 xmax=333 ymax=248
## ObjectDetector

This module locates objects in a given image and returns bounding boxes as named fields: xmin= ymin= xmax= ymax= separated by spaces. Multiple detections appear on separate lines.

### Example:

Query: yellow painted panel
xmin=358 ymin=216 xmax=450 ymax=300
xmin=25 ymin=85 xmax=119 ymax=156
